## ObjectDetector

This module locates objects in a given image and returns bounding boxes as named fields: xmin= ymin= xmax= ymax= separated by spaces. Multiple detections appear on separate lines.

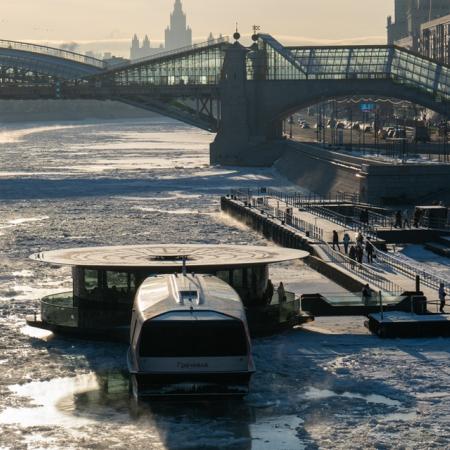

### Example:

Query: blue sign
xmin=360 ymin=103 xmax=376 ymax=112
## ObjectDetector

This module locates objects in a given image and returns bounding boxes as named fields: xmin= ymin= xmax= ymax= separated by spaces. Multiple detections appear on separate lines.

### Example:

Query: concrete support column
xmin=210 ymin=42 xmax=251 ymax=165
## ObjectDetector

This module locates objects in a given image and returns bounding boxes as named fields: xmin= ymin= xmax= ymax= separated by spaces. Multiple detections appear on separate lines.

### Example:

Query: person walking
xmin=343 ymin=232 xmax=351 ymax=255
xmin=403 ymin=209 xmax=410 ymax=228
xmin=355 ymin=229 xmax=364 ymax=247
xmin=265 ymin=279 xmax=274 ymax=305
xmin=277 ymin=282 xmax=286 ymax=303
xmin=356 ymin=244 xmax=364 ymax=264
xmin=349 ymin=245 xmax=357 ymax=269
xmin=362 ymin=284 xmax=372 ymax=306
xmin=394 ymin=210 xmax=402 ymax=229
xmin=439 ymin=283 xmax=447 ymax=313
xmin=366 ymin=238 xmax=374 ymax=263
xmin=332 ymin=230 xmax=341 ymax=252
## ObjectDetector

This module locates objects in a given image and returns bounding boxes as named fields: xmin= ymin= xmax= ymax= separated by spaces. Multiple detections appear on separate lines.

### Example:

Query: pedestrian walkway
xmin=266 ymin=196 xmax=347 ymax=242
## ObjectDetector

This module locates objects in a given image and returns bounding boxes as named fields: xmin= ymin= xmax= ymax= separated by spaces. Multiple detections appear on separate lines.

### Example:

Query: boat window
xmin=84 ymin=269 xmax=99 ymax=291
xmin=106 ymin=272 xmax=136 ymax=303
xmin=232 ymin=269 xmax=244 ymax=289
xmin=107 ymin=272 xmax=128 ymax=290
xmin=139 ymin=320 xmax=247 ymax=357
xmin=179 ymin=291 xmax=198 ymax=303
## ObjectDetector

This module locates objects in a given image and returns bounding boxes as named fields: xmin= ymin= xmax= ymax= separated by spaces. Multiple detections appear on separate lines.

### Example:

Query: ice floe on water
xmin=0 ymin=117 xmax=450 ymax=449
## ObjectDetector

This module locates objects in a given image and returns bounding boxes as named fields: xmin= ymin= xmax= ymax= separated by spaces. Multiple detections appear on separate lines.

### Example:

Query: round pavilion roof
xmin=30 ymin=244 xmax=308 ymax=269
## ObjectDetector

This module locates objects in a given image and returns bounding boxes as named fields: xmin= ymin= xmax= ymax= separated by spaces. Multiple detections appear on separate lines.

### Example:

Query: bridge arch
xmin=0 ymin=39 xmax=104 ymax=82
xmin=259 ymin=79 xmax=449 ymax=137
xmin=270 ymin=81 xmax=449 ymax=121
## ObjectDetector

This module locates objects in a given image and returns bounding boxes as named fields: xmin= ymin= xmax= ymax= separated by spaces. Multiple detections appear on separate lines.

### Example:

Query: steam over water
xmin=1 ymin=117 xmax=450 ymax=449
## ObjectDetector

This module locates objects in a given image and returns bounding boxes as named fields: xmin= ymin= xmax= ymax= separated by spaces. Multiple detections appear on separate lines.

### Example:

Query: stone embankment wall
xmin=274 ymin=142 xmax=450 ymax=204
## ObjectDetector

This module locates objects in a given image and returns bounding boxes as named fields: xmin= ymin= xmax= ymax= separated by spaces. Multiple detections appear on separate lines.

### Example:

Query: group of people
xmin=263 ymin=279 xmax=287 ymax=305
xmin=394 ymin=209 xmax=424 ymax=229
xmin=332 ymin=229 xmax=375 ymax=265
xmin=394 ymin=210 xmax=412 ymax=229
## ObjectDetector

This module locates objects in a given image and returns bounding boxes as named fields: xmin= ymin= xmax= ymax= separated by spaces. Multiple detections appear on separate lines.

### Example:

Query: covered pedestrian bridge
xmin=0 ymin=33 xmax=447 ymax=164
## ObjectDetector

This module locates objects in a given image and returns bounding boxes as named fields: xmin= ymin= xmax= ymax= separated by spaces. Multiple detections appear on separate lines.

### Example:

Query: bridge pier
xmin=210 ymin=42 xmax=286 ymax=167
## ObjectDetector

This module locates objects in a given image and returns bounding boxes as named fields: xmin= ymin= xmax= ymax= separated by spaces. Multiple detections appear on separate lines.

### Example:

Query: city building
xmin=387 ymin=0 xmax=450 ymax=52
xmin=130 ymin=34 xmax=164 ymax=61
xmin=164 ymin=0 xmax=192 ymax=51
xmin=103 ymin=54 xmax=129 ymax=68
xmin=420 ymin=13 xmax=450 ymax=65
xmin=130 ymin=0 xmax=192 ymax=61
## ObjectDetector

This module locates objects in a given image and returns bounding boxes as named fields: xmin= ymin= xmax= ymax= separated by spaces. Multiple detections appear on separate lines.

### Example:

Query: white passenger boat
xmin=128 ymin=273 xmax=255 ymax=397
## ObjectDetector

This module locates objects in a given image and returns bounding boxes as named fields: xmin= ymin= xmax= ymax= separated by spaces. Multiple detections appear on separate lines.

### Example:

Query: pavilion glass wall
xmin=113 ymin=46 xmax=226 ymax=86
xmin=73 ymin=266 xmax=269 ymax=307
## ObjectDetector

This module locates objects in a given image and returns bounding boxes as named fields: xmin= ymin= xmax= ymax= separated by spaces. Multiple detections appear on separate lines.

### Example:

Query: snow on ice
xmin=1 ymin=117 xmax=450 ymax=449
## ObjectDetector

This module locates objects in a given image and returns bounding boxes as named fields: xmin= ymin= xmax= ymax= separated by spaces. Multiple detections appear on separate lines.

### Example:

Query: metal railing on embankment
xmin=374 ymin=248 xmax=450 ymax=291
xmin=320 ymin=243 xmax=404 ymax=294
xmin=266 ymin=188 xmax=361 ymax=207
xmin=270 ymin=189 xmax=396 ymax=232
xmin=272 ymin=209 xmax=325 ymax=241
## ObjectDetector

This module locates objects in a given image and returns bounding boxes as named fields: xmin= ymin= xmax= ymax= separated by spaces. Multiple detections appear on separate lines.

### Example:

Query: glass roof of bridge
xmin=249 ymin=35 xmax=449 ymax=103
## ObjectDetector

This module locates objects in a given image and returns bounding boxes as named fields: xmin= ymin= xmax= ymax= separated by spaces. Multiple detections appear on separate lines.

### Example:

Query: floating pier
xmin=367 ymin=310 xmax=450 ymax=338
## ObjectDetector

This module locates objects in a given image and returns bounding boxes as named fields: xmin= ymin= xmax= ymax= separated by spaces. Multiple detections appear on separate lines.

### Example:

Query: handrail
xmin=374 ymin=248 xmax=450 ymax=291
xmin=267 ymin=188 xmax=378 ymax=238
xmin=321 ymin=243 xmax=404 ymax=294
xmin=41 ymin=292 xmax=74 ymax=307
xmin=0 ymin=39 xmax=105 ymax=68
xmin=353 ymin=205 xmax=393 ymax=228
xmin=266 ymin=188 xmax=361 ymax=206
xmin=275 ymin=209 xmax=325 ymax=241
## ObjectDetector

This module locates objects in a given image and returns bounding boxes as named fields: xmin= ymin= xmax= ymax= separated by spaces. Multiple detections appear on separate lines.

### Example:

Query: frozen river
xmin=1 ymin=117 xmax=450 ymax=449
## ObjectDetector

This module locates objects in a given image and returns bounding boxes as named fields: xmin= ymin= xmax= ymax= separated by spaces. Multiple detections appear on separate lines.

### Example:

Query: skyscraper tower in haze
xmin=165 ymin=0 xmax=192 ymax=51
xmin=130 ymin=0 xmax=193 ymax=60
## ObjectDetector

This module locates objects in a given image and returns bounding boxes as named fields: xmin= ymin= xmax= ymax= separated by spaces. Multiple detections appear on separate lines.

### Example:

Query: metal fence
xmin=320 ymin=243 xmax=404 ymax=294
xmin=374 ymin=248 xmax=450 ymax=291
xmin=266 ymin=188 xmax=361 ymax=206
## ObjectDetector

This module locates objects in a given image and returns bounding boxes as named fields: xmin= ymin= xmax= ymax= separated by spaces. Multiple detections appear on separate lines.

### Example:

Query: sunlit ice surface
xmin=0 ymin=116 xmax=449 ymax=449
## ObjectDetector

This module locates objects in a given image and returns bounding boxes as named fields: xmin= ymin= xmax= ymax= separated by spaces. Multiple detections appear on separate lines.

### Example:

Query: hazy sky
xmin=2 ymin=0 xmax=394 ymax=56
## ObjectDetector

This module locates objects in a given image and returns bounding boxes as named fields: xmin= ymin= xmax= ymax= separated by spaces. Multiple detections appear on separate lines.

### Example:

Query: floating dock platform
xmin=366 ymin=311 xmax=450 ymax=338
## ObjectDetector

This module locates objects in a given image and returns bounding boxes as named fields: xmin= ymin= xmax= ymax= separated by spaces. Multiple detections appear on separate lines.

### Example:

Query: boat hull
xmin=130 ymin=371 xmax=253 ymax=398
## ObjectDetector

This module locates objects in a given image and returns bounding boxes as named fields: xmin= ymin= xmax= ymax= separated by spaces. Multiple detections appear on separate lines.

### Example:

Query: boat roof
xmin=30 ymin=244 xmax=308 ymax=269
xmin=136 ymin=274 xmax=246 ymax=322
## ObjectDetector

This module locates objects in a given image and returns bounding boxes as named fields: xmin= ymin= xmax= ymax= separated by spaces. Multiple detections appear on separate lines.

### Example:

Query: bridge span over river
xmin=0 ymin=34 xmax=448 ymax=165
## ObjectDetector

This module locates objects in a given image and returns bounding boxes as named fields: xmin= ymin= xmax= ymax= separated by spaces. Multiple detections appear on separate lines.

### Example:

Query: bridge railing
xmin=0 ymin=39 xmax=105 ymax=69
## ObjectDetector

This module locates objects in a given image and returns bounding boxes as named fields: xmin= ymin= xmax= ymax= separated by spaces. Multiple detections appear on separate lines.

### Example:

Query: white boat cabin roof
xmin=135 ymin=274 xmax=246 ymax=322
